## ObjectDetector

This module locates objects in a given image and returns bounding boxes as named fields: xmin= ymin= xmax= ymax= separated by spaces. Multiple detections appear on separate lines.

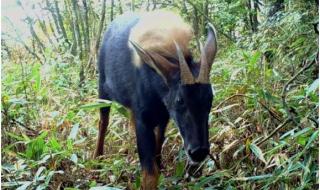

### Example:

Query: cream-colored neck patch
xmin=128 ymin=10 xmax=194 ymax=67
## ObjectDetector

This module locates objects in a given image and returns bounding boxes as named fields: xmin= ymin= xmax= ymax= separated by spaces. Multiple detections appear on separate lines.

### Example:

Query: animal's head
xmin=129 ymin=11 xmax=217 ymax=163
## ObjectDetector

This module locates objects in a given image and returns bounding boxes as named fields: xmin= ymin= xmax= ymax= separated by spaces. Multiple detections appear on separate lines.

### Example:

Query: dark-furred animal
xmin=95 ymin=10 xmax=218 ymax=189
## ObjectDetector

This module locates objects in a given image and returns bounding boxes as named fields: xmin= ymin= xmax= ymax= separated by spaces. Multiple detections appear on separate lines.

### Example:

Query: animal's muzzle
xmin=188 ymin=146 xmax=209 ymax=162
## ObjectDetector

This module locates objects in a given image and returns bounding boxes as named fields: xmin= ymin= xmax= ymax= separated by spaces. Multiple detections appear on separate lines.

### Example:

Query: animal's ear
xmin=129 ymin=41 xmax=178 ymax=83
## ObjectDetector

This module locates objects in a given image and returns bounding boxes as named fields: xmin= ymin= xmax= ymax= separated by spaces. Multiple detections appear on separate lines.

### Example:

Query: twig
xmin=256 ymin=118 xmax=291 ymax=146
xmin=209 ymin=153 xmax=221 ymax=169
xmin=1 ymin=110 xmax=37 ymax=133
xmin=281 ymin=60 xmax=316 ymax=125
xmin=307 ymin=116 xmax=318 ymax=126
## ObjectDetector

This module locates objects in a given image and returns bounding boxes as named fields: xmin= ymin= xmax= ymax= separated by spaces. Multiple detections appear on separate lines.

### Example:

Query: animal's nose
xmin=188 ymin=146 xmax=209 ymax=162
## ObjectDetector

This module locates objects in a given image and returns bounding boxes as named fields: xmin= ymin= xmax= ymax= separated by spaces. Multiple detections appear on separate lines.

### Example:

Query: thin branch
xmin=256 ymin=118 xmax=291 ymax=146
xmin=2 ymin=31 xmax=43 ymax=64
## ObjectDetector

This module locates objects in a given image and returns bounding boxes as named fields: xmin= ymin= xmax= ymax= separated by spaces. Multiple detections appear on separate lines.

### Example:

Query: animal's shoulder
xmin=129 ymin=10 xmax=193 ymax=57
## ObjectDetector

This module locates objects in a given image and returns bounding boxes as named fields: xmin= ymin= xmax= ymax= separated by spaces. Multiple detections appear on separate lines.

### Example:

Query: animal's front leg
xmin=154 ymin=117 xmax=169 ymax=170
xmin=135 ymin=119 xmax=159 ymax=190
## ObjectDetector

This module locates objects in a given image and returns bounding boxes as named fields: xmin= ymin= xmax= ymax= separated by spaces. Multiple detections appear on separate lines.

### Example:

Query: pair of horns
xmin=176 ymin=23 xmax=218 ymax=84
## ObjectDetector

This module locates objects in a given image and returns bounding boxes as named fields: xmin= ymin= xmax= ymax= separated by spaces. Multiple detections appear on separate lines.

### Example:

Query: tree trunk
xmin=152 ymin=0 xmax=157 ymax=10
xmin=45 ymin=0 xmax=61 ymax=40
xmin=131 ymin=0 xmax=135 ymax=11
xmin=111 ymin=0 xmax=114 ymax=21
xmin=203 ymin=0 xmax=209 ymax=35
xmin=186 ymin=0 xmax=236 ymax=43
xmin=83 ymin=0 xmax=91 ymax=54
xmin=54 ymin=0 xmax=70 ymax=45
xmin=1 ymin=39 xmax=11 ymax=58
xmin=147 ymin=0 xmax=151 ymax=11
xmin=76 ymin=1 xmax=86 ymax=58
xmin=247 ymin=0 xmax=258 ymax=33
xmin=118 ymin=0 xmax=123 ymax=14
xmin=38 ymin=19 xmax=55 ymax=46
xmin=192 ymin=8 xmax=201 ymax=52
xmin=268 ymin=0 xmax=284 ymax=18
xmin=71 ymin=0 xmax=83 ymax=58
xmin=95 ymin=0 xmax=107 ymax=57
xmin=64 ymin=0 xmax=77 ymax=55
xmin=27 ymin=19 xmax=45 ymax=56
xmin=252 ymin=0 xmax=259 ymax=32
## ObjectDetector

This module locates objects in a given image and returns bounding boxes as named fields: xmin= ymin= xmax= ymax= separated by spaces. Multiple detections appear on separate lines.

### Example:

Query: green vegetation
xmin=2 ymin=0 xmax=318 ymax=189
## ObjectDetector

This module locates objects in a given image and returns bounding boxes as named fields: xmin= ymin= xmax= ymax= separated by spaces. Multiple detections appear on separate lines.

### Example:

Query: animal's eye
xmin=176 ymin=97 xmax=184 ymax=105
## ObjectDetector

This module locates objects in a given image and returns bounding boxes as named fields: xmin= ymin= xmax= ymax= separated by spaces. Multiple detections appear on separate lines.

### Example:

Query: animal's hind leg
xmin=94 ymin=86 xmax=111 ymax=158
xmin=94 ymin=106 xmax=110 ymax=158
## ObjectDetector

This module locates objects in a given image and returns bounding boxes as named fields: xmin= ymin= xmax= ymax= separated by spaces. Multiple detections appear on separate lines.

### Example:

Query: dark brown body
xmin=95 ymin=11 xmax=217 ymax=189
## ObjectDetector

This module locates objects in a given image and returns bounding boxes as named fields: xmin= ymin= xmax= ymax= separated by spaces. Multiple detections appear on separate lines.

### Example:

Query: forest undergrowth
xmin=1 ymin=0 xmax=319 ymax=189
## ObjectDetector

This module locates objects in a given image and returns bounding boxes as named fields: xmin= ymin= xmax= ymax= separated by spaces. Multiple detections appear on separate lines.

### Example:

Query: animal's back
xmin=99 ymin=11 xmax=193 ymax=108
xmin=98 ymin=13 xmax=140 ymax=107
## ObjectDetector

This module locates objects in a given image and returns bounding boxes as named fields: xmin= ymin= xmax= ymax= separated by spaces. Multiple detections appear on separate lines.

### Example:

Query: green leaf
xmin=6 ymin=132 xmax=25 ymax=141
xmin=34 ymin=166 xmax=46 ymax=181
xmin=306 ymin=79 xmax=319 ymax=96
xmin=293 ymin=127 xmax=313 ymax=146
xmin=233 ymin=174 xmax=272 ymax=181
xmin=38 ymin=131 xmax=48 ymax=139
xmin=48 ymin=137 xmax=62 ymax=152
xmin=25 ymin=132 xmax=47 ymax=160
xmin=297 ymin=136 xmax=308 ymax=146
xmin=70 ymin=153 xmax=78 ymax=164
xmin=8 ymin=97 xmax=27 ymax=105
xmin=304 ymin=130 xmax=319 ymax=149
xmin=195 ymin=171 xmax=230 ymax=188
xmin=2 ymin=181 xmax=30 ymax=188
xmin=31 ymin=63 xmax=41 ymax=91
xmin=111 ymin=103 xmax=129 ymax=118
xmin=250 ymin=143 xmax=267 ymax=164
xmin=89 ymin=186 xmax=123 ymax=190
xmin=16 ymin=181 xmax=32 ymax=190
xmin=174 ymin=161 xmax=185 ymax=178
xmin=68 ymin=123 xmax=79 ymax=140
xmin=38 ymin=155 xmax=51 ymax=165
xmin=249 ymin=51 xmax=261 ymax=67
xmin=212 ymin=103 xmax=239 ymax=113
xmin=80 ymin=100 xmax=112 ymax=110
xmin=45 ymin=170 xmax=64 ymax=185
xmin=135 ymin=173 xmax=141 ymax=189
xmin=293 ymin=127 xmax=313 ymax=138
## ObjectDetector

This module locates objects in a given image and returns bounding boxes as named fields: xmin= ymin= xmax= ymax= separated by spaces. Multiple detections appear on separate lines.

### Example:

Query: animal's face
xmin=130 ymin=22 xmax=218 ymax=163
xmin=164 ymin=83 xmax=213 ymax=163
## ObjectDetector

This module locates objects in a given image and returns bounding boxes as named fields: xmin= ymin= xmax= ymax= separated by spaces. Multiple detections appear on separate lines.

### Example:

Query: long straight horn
xmin=174 ymin=41 xmax=195 ymax=84
xmin=197 ymin=23 xmax=218 ymax=84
